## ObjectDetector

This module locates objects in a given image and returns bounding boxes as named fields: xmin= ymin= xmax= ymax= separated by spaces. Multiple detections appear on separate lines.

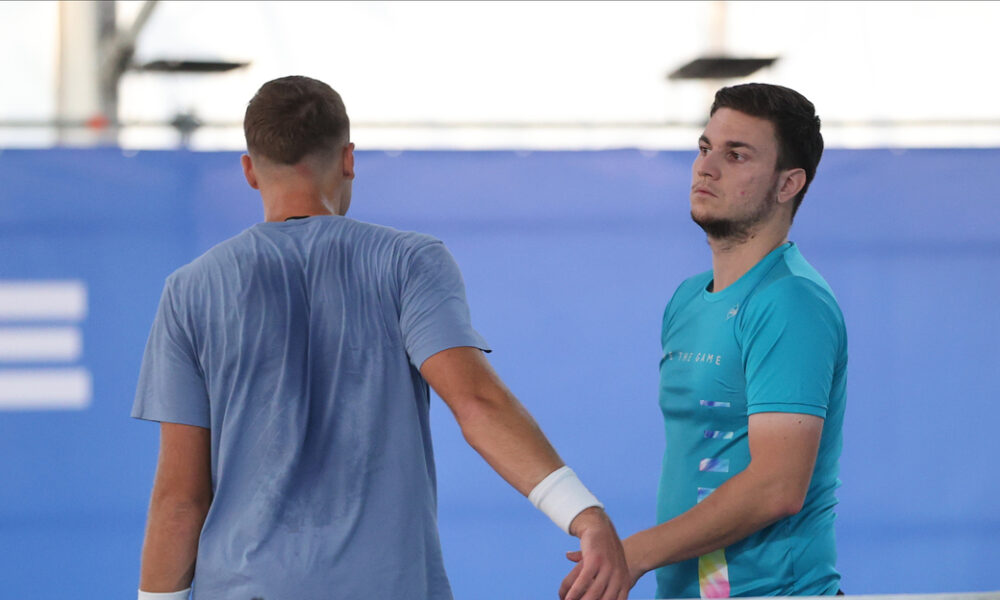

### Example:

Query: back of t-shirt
xmin=133 ymin=215 xmax=489 ymax=600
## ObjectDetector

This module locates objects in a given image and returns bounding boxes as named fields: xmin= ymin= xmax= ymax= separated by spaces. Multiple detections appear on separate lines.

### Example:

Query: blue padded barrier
xmin=0 ymin=148 xmax=997 ymax=598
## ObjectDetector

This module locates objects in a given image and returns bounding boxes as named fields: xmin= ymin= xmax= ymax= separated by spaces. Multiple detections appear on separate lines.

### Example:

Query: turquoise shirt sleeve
xmin=738 ymin=277 xmax=844 ymax=418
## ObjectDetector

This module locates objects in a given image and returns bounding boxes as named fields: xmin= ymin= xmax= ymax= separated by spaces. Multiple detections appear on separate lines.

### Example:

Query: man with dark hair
xmin=710 ymin=83 xmax=824 ymax=220
xmin=561 ymin=83 xmax=845 ymax=598
xmin=133 ymin=75 xmax=629 ymax=600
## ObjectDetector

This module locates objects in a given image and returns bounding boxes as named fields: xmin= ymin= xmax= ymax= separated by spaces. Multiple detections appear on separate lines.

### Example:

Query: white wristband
xmin=138 ymin=588 xmax=191 ymax=600
xmin=528 ymin=466 xmax=604 ymax=534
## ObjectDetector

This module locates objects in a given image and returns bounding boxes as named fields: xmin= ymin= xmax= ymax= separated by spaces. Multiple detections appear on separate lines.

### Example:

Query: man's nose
xmin=695 ymin=153 xmax=720 ymax=180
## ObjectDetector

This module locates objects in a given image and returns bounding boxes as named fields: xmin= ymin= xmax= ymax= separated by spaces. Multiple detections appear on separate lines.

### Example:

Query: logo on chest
xmin=663 ymin=350 xmax=723 ymax=366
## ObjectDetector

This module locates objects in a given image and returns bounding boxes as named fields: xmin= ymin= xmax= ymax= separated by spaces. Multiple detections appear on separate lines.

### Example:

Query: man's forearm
xmin=625 ymin=465 xmax=797 ymax=575
xmin=422 ymin=348 xmax=629 ymax=599
xmin=420 ymin=347 xmax=565 ymax=495
xmin=452 ymin=386 xmax=564 ymax=496
xmin=139 ymin=497 xmax=209 ymax=592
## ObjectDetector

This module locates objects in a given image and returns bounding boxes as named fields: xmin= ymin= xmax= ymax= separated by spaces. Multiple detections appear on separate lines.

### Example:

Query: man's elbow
xmin=772 ymin=497 xmax=805 ymax=520
xmin=746 ymin=460 xmax=813 ymax=520
xmin=151 ymin=488 xmax=212 ymax=520
xmin=768 ymin=485 xmax=808 ymax=520
xmin=449 ymin=390 xmax=522 ymax=452
xmin=453 ymin=394 xmax=500 ymax=448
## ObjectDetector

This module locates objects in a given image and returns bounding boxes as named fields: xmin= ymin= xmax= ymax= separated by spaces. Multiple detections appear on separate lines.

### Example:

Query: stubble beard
xmin=691 ymin=180 xmax=780 ymax=245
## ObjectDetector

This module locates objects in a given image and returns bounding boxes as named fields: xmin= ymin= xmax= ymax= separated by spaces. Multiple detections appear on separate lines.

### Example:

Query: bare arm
xmin=560 ymin=411 xmax=822 ymax=593
xmin=624 ymin=412 xmax=822 ymax=582
xmin=421 ymin=346 xmax=628 ymax=600
xmin=420 ymin=346 xmax=562 ymax=492
xmin=139 ymin=422 xmax=212 ymax=593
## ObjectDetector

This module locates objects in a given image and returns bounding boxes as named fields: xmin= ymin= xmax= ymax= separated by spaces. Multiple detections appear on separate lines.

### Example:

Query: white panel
xmin=0 ymin=281 xmax=87 ymax=321
xmin=0 ymin=368 xmax=92 ymax=410
xmin=0 ymin=327 xmax=82 ymax=361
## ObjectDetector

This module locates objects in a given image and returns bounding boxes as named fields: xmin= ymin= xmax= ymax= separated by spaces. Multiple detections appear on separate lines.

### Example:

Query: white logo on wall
xmin=0 ymin=280 xmax=92 ymax=410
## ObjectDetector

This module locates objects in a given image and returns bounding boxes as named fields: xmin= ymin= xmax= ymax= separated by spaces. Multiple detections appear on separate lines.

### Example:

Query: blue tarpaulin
xmin=0 ymin=148 xmax=997 ymax=598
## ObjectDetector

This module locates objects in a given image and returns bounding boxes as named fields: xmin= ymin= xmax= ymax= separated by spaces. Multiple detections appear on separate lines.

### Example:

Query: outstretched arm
xmin=139 ymin=422 xmax=212 ymax=595
xmin=421 ymin=346 xmax=629 ymax=600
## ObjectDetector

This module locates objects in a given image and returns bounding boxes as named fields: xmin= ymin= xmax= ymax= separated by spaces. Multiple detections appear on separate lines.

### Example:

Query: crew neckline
xmin=256 ymin=214 xmax=344 ymax=227
xmin=700 ymin=242 xmax=793 ymax=303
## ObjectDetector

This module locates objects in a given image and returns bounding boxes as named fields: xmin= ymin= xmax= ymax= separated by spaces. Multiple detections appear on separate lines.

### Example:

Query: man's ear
xmin=241 ymin=154 xmax=259 ymax=190
xmin=777 ymin=168 xmax=806 ymax=205
xmin=342 ymin=143 xmax=355 ymax=180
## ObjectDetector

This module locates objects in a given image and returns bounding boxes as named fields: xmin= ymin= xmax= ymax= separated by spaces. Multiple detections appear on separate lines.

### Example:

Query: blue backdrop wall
xmin=0 ymin=148 xmax=997 ymax=598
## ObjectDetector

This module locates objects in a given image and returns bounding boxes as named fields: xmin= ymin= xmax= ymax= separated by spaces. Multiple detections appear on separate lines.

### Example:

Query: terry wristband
xmin=528 ymin=465 xmax=604 ymax=534
xmin=138 ymin=588 xmax=191 ymax=600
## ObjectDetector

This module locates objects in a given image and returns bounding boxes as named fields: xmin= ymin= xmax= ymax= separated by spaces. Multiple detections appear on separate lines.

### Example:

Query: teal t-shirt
xmin=656 ymin=242 xmax=846 ymax=598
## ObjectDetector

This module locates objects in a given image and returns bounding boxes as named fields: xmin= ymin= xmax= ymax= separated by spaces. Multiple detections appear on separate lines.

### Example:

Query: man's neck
xmin=261 ymin=187 xmax=340 ymax=222
xmin=707 ymin=223 xmax=789 ymax=293
xmin=265 ymin=206 xmax=333 ymax=222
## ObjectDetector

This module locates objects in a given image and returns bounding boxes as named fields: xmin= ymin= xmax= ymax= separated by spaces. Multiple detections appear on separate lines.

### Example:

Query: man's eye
xmin=729 ymin=152 xmax=743 ymax=161
xmin=698 ymin=146 xmax=709 ymax=155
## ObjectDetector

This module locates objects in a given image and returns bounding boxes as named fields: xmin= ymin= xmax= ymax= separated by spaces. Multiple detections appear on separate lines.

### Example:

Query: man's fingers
xmin=559 ymin=563 xmax=583 ymax=600
xmin=564 ymin=560 xmax=598 ymax=600
xmin=579 ymin=567 xmax=610 ymax=600
xmin=601 ymin=570 xmax=627 ymax=600
xmin=564 ymin=511 xmax=629 ymax=600
xmin=566 ymin=550 xmax=582 ymax=563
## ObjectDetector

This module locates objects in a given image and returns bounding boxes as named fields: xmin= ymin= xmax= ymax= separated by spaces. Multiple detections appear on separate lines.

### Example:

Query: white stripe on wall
xmin=0 ymin=327 xmax=82 ymax=361
xmin=0 ymin=281 xmax=87 ymax=321
xmin=0 ymin=368 xmax=92 ymax=410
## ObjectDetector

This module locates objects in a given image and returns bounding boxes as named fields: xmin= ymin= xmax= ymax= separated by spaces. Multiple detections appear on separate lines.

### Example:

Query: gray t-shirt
xmin=133 ymin=215 xmax=489 ymax=600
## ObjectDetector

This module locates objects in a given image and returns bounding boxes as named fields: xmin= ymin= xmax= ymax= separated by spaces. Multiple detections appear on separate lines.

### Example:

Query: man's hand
xmin=558 ymin=507 xmax=629 ymax=600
